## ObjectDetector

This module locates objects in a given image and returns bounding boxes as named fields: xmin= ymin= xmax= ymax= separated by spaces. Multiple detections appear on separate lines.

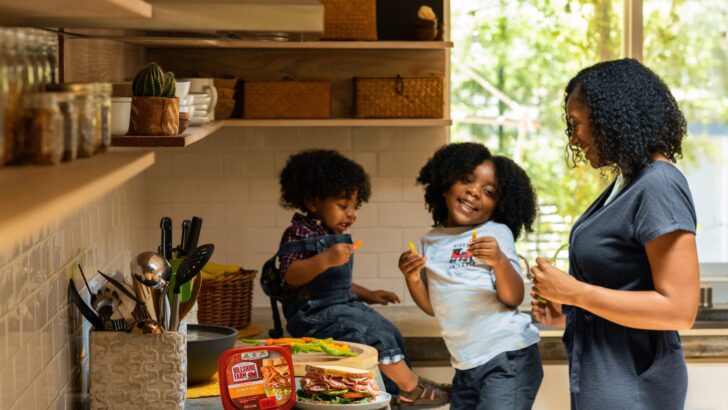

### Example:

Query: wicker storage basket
xmin=354 ymin=76 xmax=444 ymax=118
xmin=197 ymin=269 xmax=257 ymax=329
xmin=243 ymin=80 xmax=332 ymax=119
xmin=321 ymin=0 xmax=377 ymax=40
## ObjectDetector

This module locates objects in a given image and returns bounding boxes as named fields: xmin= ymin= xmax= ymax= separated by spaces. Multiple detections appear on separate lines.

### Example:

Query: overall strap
xmin=276 ymin=233 xmax=352 ymax=256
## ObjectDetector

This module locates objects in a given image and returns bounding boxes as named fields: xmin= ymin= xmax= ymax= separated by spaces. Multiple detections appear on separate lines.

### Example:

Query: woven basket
xmin=354 ymin=76 xmax=444 ymax=118
xmin=321 ymin=0 xmax=377 ymax=40
xmin=197 ymin=269 xmax=257 ymax=329
xmin=243 ymin=80 xmax=331 ymax=119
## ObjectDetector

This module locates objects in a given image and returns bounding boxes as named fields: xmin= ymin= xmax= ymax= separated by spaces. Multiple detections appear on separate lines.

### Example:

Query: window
xmin=452 ymin=0 xmax=728 ymax=263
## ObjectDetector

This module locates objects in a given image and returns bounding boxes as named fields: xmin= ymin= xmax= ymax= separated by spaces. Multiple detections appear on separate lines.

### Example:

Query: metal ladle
xmin=130 ymin=252 xmax=171 ymax=329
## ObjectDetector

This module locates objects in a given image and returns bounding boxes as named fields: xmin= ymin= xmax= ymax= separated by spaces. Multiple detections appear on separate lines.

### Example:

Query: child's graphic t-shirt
xmin=420 ymin=220 xmax=540 ymax=370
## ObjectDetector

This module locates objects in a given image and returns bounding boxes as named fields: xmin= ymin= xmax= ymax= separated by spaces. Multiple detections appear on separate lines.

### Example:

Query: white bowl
xmin=175 ymin=81 xmax=191 ymax=99
xmin=179 ymin=105 xmax=196 ymax=118
xmin=111 ymin=97 xmax=132 ymax=136
xmin=190 ymin=93 xmax=211 ymax=105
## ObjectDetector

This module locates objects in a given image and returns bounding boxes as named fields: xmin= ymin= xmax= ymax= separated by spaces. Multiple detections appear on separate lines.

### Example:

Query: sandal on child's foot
xmin=397 ymin=377 xmax=450 ymax=408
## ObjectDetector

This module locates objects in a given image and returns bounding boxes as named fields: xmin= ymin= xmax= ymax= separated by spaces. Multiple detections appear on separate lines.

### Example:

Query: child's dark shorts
xmin=450 ymin=344 xmax=543 ymax=410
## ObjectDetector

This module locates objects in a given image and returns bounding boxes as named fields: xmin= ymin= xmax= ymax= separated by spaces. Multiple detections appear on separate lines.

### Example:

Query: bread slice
xmin=304 ymin=364 xmax=374 ymax=379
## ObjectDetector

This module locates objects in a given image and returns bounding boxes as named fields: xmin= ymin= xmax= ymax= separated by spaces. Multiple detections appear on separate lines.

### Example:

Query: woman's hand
xmin=468 ymin=236 xmax=506 ymax=267
xmin=362 ymin=289 xmax=401 ymax=305
xmin=530 ymin=291 xmax=566 ymax=328
xmin=324 ymin=243 xmax=354 ymax=268
xmin=398 ymin=250 xmax=426 ymax=283
xmin=530 ymin=257 xmax=585 ymax=306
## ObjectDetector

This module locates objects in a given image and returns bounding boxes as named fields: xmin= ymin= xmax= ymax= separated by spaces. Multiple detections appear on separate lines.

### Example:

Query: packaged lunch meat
xmin=218 ymin=346 xmax=296 ymax=410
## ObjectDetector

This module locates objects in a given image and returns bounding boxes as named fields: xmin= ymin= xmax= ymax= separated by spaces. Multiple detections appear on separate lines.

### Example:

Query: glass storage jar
xmin=22 ymin=92 xmax=69 ymax=165
xmin=95 ymin=83 xmax=112 ymax=152
xmin=57 ymin=92 xmax=77 ymax=162
xmin=61 ymin=83 xmax=97 ymax=158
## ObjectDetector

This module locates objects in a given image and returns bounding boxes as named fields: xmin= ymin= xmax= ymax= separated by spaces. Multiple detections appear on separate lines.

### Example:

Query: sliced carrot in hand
xmin=408 ymin=241 xmax=418 ymax=256
xmin=353 ymin=240 xmax=363 ymax=249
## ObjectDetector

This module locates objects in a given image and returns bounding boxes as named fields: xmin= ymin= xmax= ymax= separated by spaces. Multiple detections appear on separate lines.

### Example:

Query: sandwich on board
xmin=298 ymin=364 xmax=380 ymax=404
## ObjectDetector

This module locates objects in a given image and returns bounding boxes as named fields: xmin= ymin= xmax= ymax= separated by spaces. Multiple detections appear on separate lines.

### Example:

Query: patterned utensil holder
xmin=89 ymin=329 xmax=187 ymax=410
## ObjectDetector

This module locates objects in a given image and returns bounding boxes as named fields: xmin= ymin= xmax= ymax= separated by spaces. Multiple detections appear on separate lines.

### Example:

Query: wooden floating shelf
xmin=222 ymin=118 xmax=453 ymax=127
xmin=112 ymin=119 xmax=451 ymax=147
xmin=95 ymin=38 xmax=453 ymax=50
xmin=111 ymin=122 xmax=223 ymax=147
xmin=0 ymin=0 xmax=152 ymax=20
xmin=0 ymin=151 xmax=154 ymax=252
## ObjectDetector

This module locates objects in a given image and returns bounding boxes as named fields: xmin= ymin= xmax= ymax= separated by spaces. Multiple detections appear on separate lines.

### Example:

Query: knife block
xmin=89 ymin=326 xmax=187 ymax=410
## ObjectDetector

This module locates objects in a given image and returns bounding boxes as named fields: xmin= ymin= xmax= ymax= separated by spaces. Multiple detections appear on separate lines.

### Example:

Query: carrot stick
xmin=408 ymin=241 xmax=418 ymax=256
xmin=353 ymin=240 xmax=363 ymax=249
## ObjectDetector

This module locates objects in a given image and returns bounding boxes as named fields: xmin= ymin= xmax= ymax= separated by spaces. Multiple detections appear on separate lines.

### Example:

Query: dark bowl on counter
xmin=187 ymin=323 xmax=238 ymax=385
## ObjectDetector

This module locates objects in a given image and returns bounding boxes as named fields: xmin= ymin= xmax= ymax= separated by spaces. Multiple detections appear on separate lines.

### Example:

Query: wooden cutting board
xmin=233 ymin=340 xmax=378 ymax=376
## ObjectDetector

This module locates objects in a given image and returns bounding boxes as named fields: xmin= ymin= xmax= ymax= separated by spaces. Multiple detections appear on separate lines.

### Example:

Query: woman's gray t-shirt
xmin=564 ymin=161 xmax=696 ymax=409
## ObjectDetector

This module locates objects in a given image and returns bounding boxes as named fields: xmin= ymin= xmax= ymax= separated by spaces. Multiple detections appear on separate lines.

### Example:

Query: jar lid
xmin=96 ymin=83 xmax=113 ymax=93
xmin=60 ymin=82 xmax=93 ymax=94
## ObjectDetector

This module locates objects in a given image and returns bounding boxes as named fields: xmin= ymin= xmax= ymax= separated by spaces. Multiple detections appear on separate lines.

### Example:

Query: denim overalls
xmin=278 ymin=233 xmax=408 ymax=394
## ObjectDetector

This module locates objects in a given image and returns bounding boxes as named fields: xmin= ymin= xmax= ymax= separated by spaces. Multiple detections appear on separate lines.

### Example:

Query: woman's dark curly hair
xmin=416 ymin=143 xmax=537 ymax=239
xmin=490 ymin=155 xmax=537 ymax=240
xmin=564 ymin=58 xmax=686 ymax=176
xmin=279 ymin=149 xmax=371 ymax=212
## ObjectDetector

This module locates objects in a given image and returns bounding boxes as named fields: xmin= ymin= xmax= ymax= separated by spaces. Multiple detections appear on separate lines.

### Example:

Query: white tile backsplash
xmin=0 ymin=178 xmax=145 ymax=410
xmin=141 ymin=127 xmax=446 ymax=308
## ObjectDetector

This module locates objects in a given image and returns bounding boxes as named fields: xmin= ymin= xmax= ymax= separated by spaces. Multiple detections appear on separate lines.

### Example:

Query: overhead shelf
xmin=111 ymin=121 xmax=223 ymax=147
xmin=111 ymin=118 xmax=451 ymax=147
xmin=98 ymin=38 xmax=454 ymax=50
xmin=0 ymin=0 xmax=152 ymax=20
xmin=222 ymin=119 xmax=453 ymax=127
xmin=0 ymin=151 xmax=154 ymax=252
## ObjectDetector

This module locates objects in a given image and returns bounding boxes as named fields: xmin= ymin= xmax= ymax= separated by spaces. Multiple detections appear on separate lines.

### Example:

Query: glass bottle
xmin=43 ymin=33 xmax=59 ymax=87
xmin=3 ymin=29 xmax=24 ymax=165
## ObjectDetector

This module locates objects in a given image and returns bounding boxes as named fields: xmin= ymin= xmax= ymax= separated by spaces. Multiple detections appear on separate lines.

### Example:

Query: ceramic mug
xmin=175 ymin=81 xmax=191 ymax=99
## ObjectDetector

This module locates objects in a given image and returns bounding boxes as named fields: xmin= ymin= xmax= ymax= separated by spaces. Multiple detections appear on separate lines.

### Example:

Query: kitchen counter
xmin=248 ymin=305 xmax=728 ymax=364
xmin=187 ymin=306 xmax=728 ymax=409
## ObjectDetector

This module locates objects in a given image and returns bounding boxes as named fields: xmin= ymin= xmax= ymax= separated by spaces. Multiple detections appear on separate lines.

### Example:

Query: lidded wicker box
xmin=321 ymin=0 xmax=377 ymax=40
xmin=354 ymin=76 xmax=444 ymax=118
xmin=243 ymin=80 xmax=331 ymax=119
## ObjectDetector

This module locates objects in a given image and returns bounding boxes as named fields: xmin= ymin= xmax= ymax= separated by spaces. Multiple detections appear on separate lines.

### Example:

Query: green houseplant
xmin=128 ymin=63 xmax=180 ymax=136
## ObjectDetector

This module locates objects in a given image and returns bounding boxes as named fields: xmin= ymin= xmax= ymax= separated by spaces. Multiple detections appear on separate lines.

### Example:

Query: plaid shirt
xmin=278 ymin=213 xmax=327 ymax=280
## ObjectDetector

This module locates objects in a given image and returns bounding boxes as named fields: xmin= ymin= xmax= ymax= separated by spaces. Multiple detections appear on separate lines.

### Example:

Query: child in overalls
xmin=270 ymin=149 xmax=449 ymax=407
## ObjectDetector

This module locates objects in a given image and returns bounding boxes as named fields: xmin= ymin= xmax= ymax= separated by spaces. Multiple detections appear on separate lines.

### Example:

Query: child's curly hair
xmin=564 ymin=58 xmax=686 ymax=176
xmin=417 ymin=143 xmax=537 ymax=240
xmin=490 ymin=155 xmax=537 ymax=240
xmin=279 ymin=149 xmax=371 ymax=212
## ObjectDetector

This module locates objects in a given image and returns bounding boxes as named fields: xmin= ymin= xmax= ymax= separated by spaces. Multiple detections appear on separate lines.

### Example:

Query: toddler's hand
xmin=468 ymin=236 xmax=505 ymax=267
xmin=365 ymin=290 xmax=401 ymax=305
xmin=324 ymin=243 xmax=354 ymax=268
xmin=398 ymin=250 xmax=426 ymax=283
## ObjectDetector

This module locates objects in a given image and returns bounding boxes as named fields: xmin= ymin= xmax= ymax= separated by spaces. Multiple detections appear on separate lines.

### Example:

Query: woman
xmin=530 ymin=58 xmax=699 ymax=410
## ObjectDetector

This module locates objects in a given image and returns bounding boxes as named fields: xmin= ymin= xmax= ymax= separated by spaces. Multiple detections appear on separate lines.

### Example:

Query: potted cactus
xmin=128 ymin=62 xmax=179 ymax=136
